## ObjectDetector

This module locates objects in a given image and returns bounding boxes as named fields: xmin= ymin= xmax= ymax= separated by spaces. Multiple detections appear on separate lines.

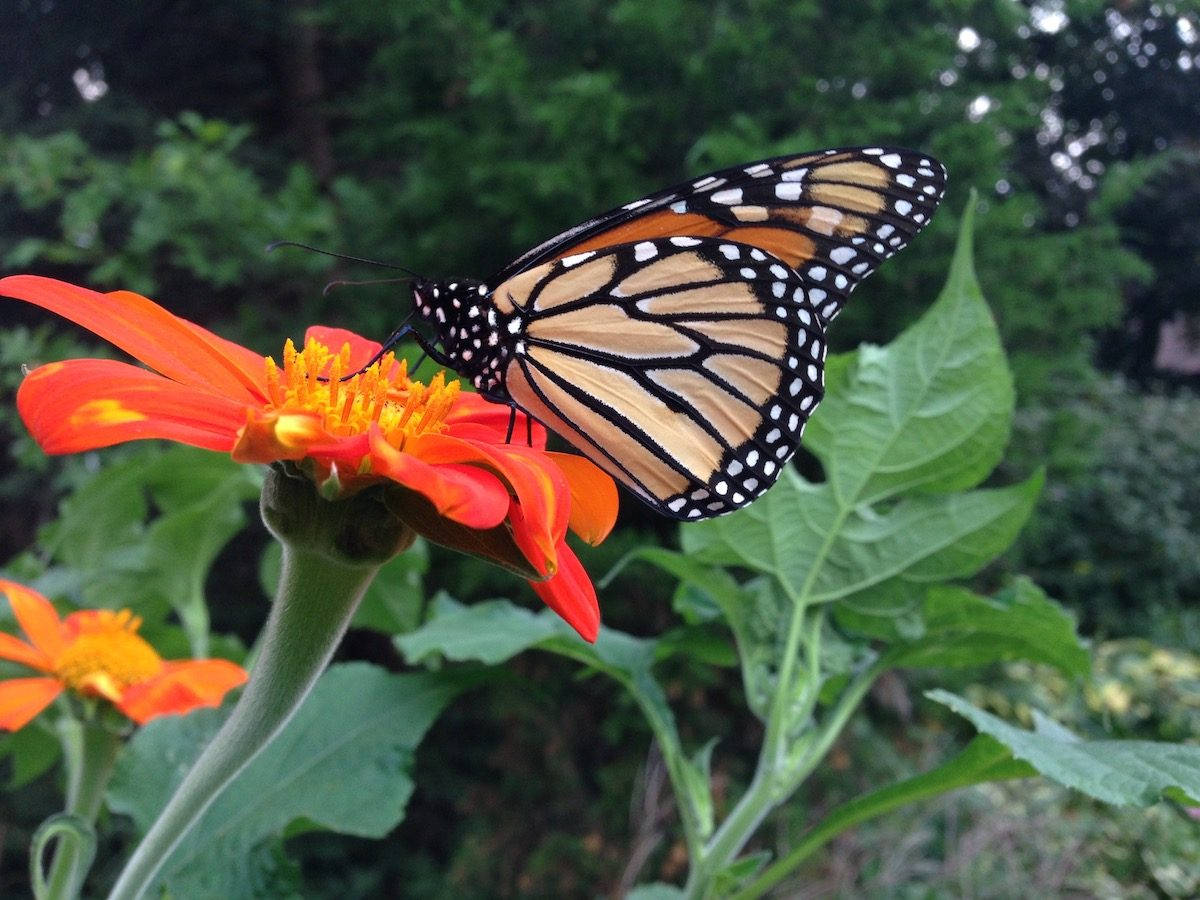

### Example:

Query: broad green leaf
xmin=108 ymin=664 xmax=465 ymax=897
xmin=141 ymin=446 xmax=262 ymax=511
xmin=804 ymin=199 xmax=1013 ymax=505
xmin=143 ymin=478 xmax=249 ymax=652
xmin=34 ymin=446 xmax=258 ymax=629
xmin=681 ymin=468 xmax=1041 ymax=611
xmin=929 ymin=690 xmax=1200 ymax=806
xmin=890 ymin=579 xmax=1089 ymax=675
xmin=396 ymin=594 xmax=564 ymax=664
xmin=0 ymin=723 xmax=60 ymax=789
xmin=39 ymin=455 xmax=149 ymax=576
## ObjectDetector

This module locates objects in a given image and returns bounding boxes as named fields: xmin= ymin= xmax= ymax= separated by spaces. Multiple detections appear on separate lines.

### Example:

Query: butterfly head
xmin=410 ymin=278 xmax=513 ymax=399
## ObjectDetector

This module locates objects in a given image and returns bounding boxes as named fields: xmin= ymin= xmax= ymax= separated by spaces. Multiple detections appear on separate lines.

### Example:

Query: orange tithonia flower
xmin=0 ymin=580 xmax=248 ymax=730
xmin=1 ymin=276 xmax=618 ymax=640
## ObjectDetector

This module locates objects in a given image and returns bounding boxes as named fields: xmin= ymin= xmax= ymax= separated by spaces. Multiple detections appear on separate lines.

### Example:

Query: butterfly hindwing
xmin=494 ymin=236 xmax=828 ymax=519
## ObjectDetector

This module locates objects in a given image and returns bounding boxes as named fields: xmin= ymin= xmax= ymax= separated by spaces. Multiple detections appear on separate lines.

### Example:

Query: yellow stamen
xmin=263 ymin=338 xmax=461 ymax=451
xmin=53 ymin=609 xmax=162 ymax=693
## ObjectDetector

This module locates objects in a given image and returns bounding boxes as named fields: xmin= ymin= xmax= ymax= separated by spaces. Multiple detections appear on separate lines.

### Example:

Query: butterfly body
xmin=403 ymin=147 xmax=946 ymax=520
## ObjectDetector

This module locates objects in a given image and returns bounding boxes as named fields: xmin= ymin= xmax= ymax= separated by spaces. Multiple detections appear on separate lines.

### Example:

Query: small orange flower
xmin=0 ymin=580 xmax=248 ymax=730
xmin=1 ymin=275 xmax=618 ymax=640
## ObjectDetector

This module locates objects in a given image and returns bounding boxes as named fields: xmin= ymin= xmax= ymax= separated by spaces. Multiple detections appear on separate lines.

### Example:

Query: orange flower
xmin=1 ymin=275 xmax=618 ymax=640
xmin=0 ymin=580 xmax=248 ymax=730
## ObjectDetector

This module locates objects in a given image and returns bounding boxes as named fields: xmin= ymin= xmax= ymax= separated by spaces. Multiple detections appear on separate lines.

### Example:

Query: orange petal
xmin=116 ymin=659 xmax=247 ymax=725
xmin=368 ymin=429 xmax=511 ymax=530
xmin=528 ymin=541 xmax=600 ymax=642
xmin=442 ymin=394 xmax=547 ymax=448
xmin=232 ymin=408 xmax=329 ymax=463
xmin=0 ymin=580 xmax=65 ymax=660
xmin=303 ymin=326 xmax=383 ymax=373
xmin=0 ymin=633 xmax=51 ymax=672
xmin=507 ymin=497 xmax=555 ymax=578
xmin=546 ymin=452 xmax=618 ymax=545
xmin=0 ymin=677 xmax=64 ymax=731
xmin=413 ymin=434 xmax=569 ymax=561
xmin=386 ymin=489 xmax=544 ymax=580
xmin=18 ymin=359 xmax=249 ymax=454
xmin=0 ymin=275 xmax=267 ymax=401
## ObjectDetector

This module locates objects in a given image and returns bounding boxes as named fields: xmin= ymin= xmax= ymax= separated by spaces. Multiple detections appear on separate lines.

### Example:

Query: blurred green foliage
xmin=1009 ymin=377 xmax=1200 ymax=647
xmin=1 ymin=0 xmax=1199 ymax=896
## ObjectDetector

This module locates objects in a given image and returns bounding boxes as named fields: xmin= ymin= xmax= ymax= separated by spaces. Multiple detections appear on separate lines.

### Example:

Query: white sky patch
xmin=957 ymin=27 xmax=981 ymax=52
xmin=1178 ymin=16 xmax=1197 ymax=45
xmin=967 ymin=95 xmax=994 ymax=122
xmin=72 ymin=66 xmax=108 ymax=102
xmin=1030 ymin=3 xmax=1068 ymax=34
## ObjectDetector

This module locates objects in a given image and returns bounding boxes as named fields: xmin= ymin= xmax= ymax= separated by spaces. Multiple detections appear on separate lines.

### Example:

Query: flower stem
xmin=39 ymin=719 xmax=122 ymax=899
xmin=106 ymin=470 xmax=413 ymax=900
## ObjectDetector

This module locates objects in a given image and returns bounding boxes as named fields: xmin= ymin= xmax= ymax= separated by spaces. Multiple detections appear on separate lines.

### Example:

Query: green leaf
xmin=108 ymin=664 xmax=465 ymax=897
xmin=804 ymin=197 xmax=1013 ymax=505
xmin=682 ymin=468 xmax=1041 ymax=612
xmin=34 ymin=446 xmax=259 ymax=632
xmin=890 ymin=579 xmax=1090 ymax=675
xmin=0 ymin=723 xmax=60 ymax=789
xmin=396 ymin=594 xmax=565 ymax=664
xmin=929 ymin=690 xmax=1200 ymax=806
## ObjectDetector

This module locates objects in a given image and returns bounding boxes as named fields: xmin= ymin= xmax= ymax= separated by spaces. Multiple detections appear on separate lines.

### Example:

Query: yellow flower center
xmin=53 ymin=609 xmax=162 ymax=693
xmin=264 ymin=338 xmax=461 ymax=450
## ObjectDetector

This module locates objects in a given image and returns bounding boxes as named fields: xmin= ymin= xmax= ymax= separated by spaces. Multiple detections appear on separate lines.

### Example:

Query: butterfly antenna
xmin=322 ymin=276 xmax=419 ymax=296
xmin=266 ymin=240 xmax=423 ymax=278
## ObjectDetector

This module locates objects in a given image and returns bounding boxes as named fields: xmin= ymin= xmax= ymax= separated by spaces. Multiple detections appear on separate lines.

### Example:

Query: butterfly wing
xmin=476 ymin=146 xmax=945 ymax=519
xmin=493 ymin=146 xmax=947 ymax=313
xmin=494 ymin=237 xmax=828 ymax=519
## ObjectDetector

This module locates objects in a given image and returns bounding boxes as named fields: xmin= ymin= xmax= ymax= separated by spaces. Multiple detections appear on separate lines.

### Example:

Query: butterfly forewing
xmin=494 ymin=237 xmax=828 ymax=519
xmin=493 ymin=147 xmax=947 ymax=315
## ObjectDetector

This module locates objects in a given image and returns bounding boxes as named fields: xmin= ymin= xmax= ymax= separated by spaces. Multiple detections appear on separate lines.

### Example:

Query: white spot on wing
xmin=775 ymin=181 xmax=804 ymax=201
xmin=561 ymin=250 xmax=596 ymax=267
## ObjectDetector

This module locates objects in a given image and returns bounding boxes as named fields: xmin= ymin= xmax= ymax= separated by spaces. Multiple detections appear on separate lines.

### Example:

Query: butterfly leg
xmin=336 ymin=321 xmax=453 ymax=381
xmin=504 ymin=405 xmax=517 ymax=444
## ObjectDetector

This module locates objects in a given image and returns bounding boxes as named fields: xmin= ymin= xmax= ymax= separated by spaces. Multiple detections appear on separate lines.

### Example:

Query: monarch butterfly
xmin=392 ymin=147 xmax=946 ymax=520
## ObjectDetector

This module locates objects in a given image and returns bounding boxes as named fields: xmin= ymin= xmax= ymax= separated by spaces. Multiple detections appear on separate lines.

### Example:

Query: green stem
xmin=107 ymin=469 xmax=412 ymax=900
xmin=685 ymin=606 xmax=825 ymax=896
xmin=106 ymin=543 xmax=373 ymax=899
xmin=39 ymin=719 xmax=122 ymax=899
